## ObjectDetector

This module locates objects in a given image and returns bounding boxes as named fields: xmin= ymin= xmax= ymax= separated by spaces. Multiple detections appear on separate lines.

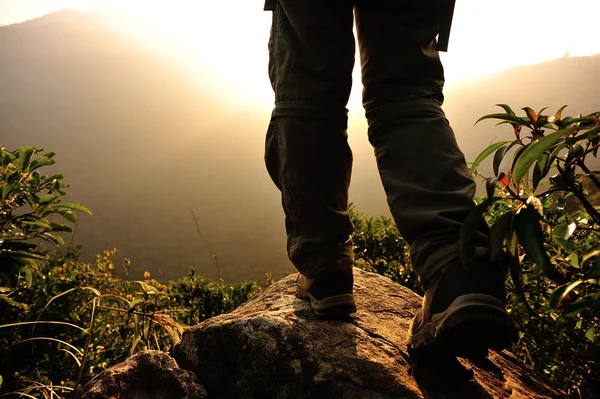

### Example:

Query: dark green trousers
xmin=264 ymin=0 xmax=477 ymax=288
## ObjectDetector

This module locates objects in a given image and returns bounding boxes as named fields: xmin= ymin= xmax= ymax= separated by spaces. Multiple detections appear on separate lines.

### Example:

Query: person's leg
xmin=355 ymin=0 xmax=516 ymax=355
xmin=264 ymin=0 xmax=357 ymax=315
xmin=355 ymin=0 xmax=479 ymax=289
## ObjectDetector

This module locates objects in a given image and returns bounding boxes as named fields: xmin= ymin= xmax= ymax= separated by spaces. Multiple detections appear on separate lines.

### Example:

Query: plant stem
xmin=576 ymin=160 xmax=600 ymax=191
xmin=72 ymin=297 xmax=98 ymax=398
xmin=557 ymin=163 xmax=600 ymax=225
xmin=190 ymin=208 xmax=221 ymax=284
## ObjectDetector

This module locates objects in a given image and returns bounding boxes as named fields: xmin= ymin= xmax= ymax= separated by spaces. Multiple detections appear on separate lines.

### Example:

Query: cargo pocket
xmin=264 ymin=0 xmax=277 ymax=11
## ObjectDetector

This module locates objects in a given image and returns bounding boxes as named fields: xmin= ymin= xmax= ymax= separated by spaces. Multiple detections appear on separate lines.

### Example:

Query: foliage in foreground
xmin=352 ymin=105 xmax=600 ymax=398
xmin=0 ymin=147 xmax=262 ymax=398
xmin=3 ymin=103 xmax=600 ymax=398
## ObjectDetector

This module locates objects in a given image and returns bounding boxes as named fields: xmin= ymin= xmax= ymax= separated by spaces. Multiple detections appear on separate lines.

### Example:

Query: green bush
xmin=349 ymin=105 xmax=600 ymax=397
xmin=4 ymin=103 xmax=599 ymax=399
xmin=0 ymin=147 xmax=263 ymax=398
xmin=349 ymin=206 xmax=422 ymax=295
xmin=0 ymin=146 xmax=91 ymax=295
xmin=466 ymin=105 xmax=600 ymax=397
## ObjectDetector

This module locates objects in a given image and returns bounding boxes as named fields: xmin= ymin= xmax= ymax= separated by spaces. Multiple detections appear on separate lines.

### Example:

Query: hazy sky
xmin=2 ymin=0 xmax=600 ymax=108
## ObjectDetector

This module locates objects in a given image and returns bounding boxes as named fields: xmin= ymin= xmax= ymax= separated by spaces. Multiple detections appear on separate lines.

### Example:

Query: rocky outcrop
xmin=78 ymin=350 xmax=206 ymax=399
xmin=174 ymin=268 xmax=561 ymax=398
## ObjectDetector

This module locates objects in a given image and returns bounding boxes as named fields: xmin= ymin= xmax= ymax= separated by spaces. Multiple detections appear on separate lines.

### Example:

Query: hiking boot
xmin=296 ymin=267 xmax=357 ymax=317
xmin=408 ymin=249 xmax=518 ymax=359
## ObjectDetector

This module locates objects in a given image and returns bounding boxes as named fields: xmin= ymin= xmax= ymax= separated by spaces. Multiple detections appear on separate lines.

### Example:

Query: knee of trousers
xmin=272 ymin=101 xmax=349 ymax=129
xmin=364 ymin=97 xmax=447 ymax=141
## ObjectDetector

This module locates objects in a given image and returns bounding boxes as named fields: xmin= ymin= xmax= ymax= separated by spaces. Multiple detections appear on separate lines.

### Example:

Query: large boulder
xmin=174 ymin=268 xmax=561 ymax=398
xmin=78 ymin=350 xmax=206 ymax=399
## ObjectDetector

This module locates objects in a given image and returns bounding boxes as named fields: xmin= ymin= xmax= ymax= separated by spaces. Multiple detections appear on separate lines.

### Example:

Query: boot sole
xmin=409 ymin=294 xmax=517 ymax=359
xmin=296 ymin=288 xmax=357 ymax=317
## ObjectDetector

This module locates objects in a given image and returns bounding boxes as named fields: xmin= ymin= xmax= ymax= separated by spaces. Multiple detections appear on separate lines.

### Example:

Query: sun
xmin=96 ymin=1 xmax=275 ymax=109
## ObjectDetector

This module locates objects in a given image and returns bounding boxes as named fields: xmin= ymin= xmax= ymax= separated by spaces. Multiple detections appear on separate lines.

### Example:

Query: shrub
xmin=349 ymin=105 xmax=600 ymax=397
xmin=0 ymin=146 xmax=262 ymax=398
xmin=466 ymin=105 xmax=600 ymax=397
xmin=0 ymin=146 xmax=91 ymax=297
xmin=349 ymin=206 xmax=421 ymax=295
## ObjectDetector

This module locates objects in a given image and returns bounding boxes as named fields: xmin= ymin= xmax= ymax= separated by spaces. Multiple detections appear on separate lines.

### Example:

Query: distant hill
xmin=1 ymin=9 xmax=598 ymax=281
xmin=443 ymin=54 xmax=600 ymax=162
xmin=0 ymin=9 xmax=286 ymax=282
xmin=347 ymin=54 xmax=600 ymax=213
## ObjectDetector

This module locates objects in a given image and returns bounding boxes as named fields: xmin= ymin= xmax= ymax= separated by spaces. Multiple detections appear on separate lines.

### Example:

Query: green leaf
xmin=550 ymin=280 xmax=585 ymax=308
xmin=554 ymin=237 xmax=575 ymax=253
xmin=50 ymin=223 xmax=73 ymax=233
xmin=1 ymin=183 xmax=17 ymax=200
xmin=35 ymin=286 xmax=100 ymax=324
xmin=564 ymin=115 xmax=600 ymax=126
xmin=513 ymin=130 xmax=565 ymax=184
xmin=475 ymin=113 xmax=530 ymax=127
xmin=552 ymin=223 xmax=576 ymax=241
xmin=29 ymin=156 xmax=56 ymax=171
xmin=57 ymin=210 xmax=77 ymax=223
xmin=458 ymin=199 xmax=492 ymax=268
xmin=566 ymin=144 xmax=584 ymax=167
xmin=22 ymin=219 xmax=52 ymax=230
xmin=555 ymin=105 xmax=568 ymax=120
xmin=135 ymin=281 xmax=158 ymax=295
xmin=522 ymin=107 xmax=538 ymax=125
xmin=0 ymin=320 xmax=87 ymax=333
xmin=564 ymin=125 xmax=600 ymax=146
xmin=562 ymin=296 xmax=595 ymax=318
xmin=17 ymin=147 xmax=36 ymax=171
xmin=492 ymin=141 xmax=518 ymax=176
xmin=507 ymin=234 xmax=522 ymax=291
xmin=21 ymin=266 xmax=32 ymax=286
xmin=552 ymin=222 xmax=576 ymax=252
xmin=54 ymin=203 xmax=92 ymax=216
xmin=494 ymin=104 xmax=516 ymax=115
xmin=38 ymin=194 xmax=58 ymax=205
xmin=40 ymin=233 xmax=65 ymax=246
xmin=570 ymin=253 xmax=580 ymax=268
xmin=0 ymin=148 xmax=17 ymax=168
xmin=0 ymin=294 xmax=23 ymax=308
xmin=19 ymin=337 xmax=83 ymax=357
xmin=0 ymin=250 xmax=47 ymax=260
xmin=490 ymin=211 xmax=514 ymax=260
xmin=537 ymin=107 xmax=549 ymax=117
xmin=514 ymin=207 xmax=564 ymax=283
xmin=485 ymin=178 xmax=497 ymax=199
xmin=44 ymin=173 xmax=64 ymax=182
xmin=470 ymin=141 xmax=512 ymax=173
xmin=532 ymin=162 xmax=543 ymax=191
xmin=586 ymin=327 xmax=596 ymax=343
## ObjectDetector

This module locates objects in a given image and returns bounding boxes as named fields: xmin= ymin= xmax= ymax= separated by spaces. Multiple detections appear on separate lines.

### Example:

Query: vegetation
xmin=0 ymin=147 xmax=262 ymax=398
xmin=352 ymin=105 xmax=600 ymax=398
xmin=2 ymin=104 xmax=599 ymax=398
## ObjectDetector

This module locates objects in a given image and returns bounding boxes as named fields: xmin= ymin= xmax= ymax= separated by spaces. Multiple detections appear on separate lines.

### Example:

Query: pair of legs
xmin=264 ymin=0 xmax=476 ymax=288
xmin=264 ymin=0 xmax=517 ymax=357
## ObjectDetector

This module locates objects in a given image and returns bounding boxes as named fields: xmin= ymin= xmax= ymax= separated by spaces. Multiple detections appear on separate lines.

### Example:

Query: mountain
xmin=344 ymin=54 xmax=600 ymax=215
xmin=443 ymin=54 xmax=600 ymax=161
xmin=1 ymin=9 xmax=599 ymax=281
xmin=0 ymin=9 xmax=287 ymax=282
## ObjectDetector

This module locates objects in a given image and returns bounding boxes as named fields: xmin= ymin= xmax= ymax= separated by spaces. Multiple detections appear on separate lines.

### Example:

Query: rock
xmin=174 ymin=268 xmax=561 ymax=398
xmin=78 ymin=350 xmax=206 ymax=399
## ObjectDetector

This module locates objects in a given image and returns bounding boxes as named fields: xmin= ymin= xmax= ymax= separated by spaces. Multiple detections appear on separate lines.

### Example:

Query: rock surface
xmin=78 ymin=350 xmax=206 ymax=399
xmin=174 ymin=268 xmax=561 ymax=399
